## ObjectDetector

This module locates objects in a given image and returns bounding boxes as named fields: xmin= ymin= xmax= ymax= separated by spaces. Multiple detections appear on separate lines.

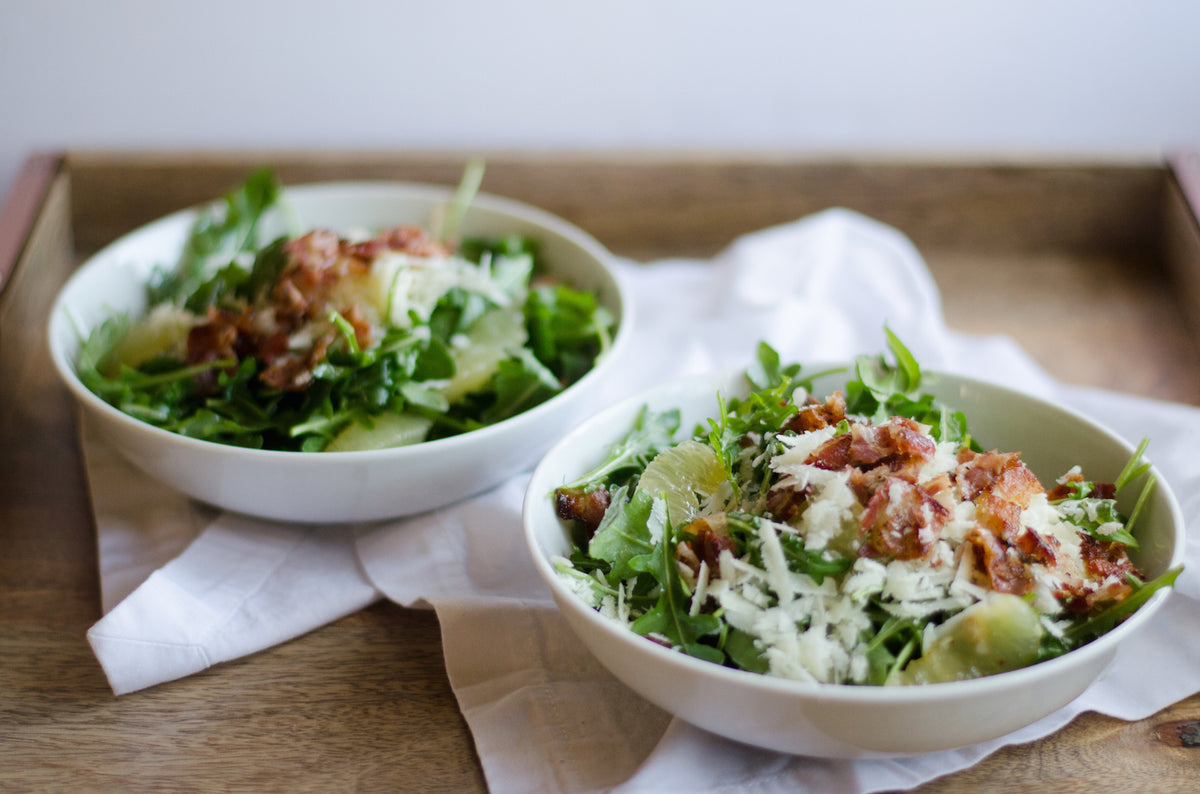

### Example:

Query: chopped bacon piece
xmin=920 ymin=471 xmax=956 ymax=511
xmin=806 ymin=433 xmax=853 ymax=471
xmin=254 ymin=330 xmax=291 ymax=366
xmin=1079 ymin=534 xmax=1140 ymax=581
xmin=554 ymin=487 xmax=611 ymax=537
xmin=344 ymin=225 xmax=451 ymax=260
xmin=958 ymin=451 xmax=1022 ymax=499
xmin=1046 ymin=471 xmax=1116 ymax=501
xmin=784 ymin=391 xmax=847 ymax=433
xmin=805 ymin=417 xmax=936 ymax=476
xmin=273 ymin=230 xmax=370 ymax=325
xmin=677 ymin=513 xmax=737 ymax=578
xmin=186 ymin=314 xmax=238 ymax=366
xmin=963 ymin=527 xmax=1034 ymax=595
xmin=259 ymin=329 xmax=335 ymax=391
xmin=766 ymin=482 xmax=810 ymax=521
xmin=186 ymin=307 xmax=256 ymax=392
xmin=858 ymin=477 xmax=948 ymax=560
xmin=1010 ymin=525 xmax=1059 ymax=566
xmin=974 ymin=492 xmax=1023 ymax=543
xmin=956 ymin=450 xmax=1044 ymax=510
xmin=283 ymin=228 xmax=341 ymax=271
xmin=853 ymin=418 xmax=936 ymax=472
xmin=1059 ymin=551 xmax=1137 ymax=612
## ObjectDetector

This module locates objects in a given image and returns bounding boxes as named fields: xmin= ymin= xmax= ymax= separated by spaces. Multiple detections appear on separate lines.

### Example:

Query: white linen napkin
xmin=82 ymin=208 xmax=1200 ymax=792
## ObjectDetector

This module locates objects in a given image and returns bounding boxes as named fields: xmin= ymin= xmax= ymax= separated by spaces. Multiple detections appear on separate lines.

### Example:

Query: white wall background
xmin=2 ymin=0 xmax=1199 ymax=201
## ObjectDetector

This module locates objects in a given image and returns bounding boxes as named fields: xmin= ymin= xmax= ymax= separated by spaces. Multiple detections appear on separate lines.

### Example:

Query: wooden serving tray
xmin=2 ymin=151 xmax=1198 ymax=791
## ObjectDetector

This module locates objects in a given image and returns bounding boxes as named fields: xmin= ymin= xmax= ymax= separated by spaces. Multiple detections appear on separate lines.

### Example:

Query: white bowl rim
xmin=47 ymin=178 xmax=632 ymax=464
xmin=524 ymin=365 xmax=1187 ymax=704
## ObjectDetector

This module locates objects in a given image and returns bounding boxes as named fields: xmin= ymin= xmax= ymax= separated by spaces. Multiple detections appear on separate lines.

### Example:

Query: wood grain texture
xmin=2 ymin=152 xmax=1198 ymax=792
xmin=65 ymin=150 xmax=1165 ymax=259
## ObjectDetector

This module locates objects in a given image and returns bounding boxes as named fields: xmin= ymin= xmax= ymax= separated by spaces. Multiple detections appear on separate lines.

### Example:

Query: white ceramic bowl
xmin=523 ymin=366 xmax=1185 ymax=757
xmin=49 ymin=181 xmax=630 ymax=523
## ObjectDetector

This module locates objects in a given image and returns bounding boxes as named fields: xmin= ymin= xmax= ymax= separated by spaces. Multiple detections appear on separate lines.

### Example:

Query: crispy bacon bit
xmin=974 ymin=492 xmax=1023 ymax=543
xmin=274 ymin=230 xmax=371 ymax=325
xmin=806 ymin=433 xmax=853 ymax=471
xmin=920 ymin=471 xmax=956 ymax=511
xmin=259 ymin=330 xmax=335 ymax=391
xmin=186 ymin=312 xmax=239 ymax=365
xmin=1046 ymin=470 xmax=1116 ymax=501
xmin=766 ymin=483 xmax=810 ymax=521
xmin=858 ymin=477 xmax=948 ymax=560
xmin=554 ymin=487 xmax=611 ymax=537
xmin=1060 ymin=540 xmax=1138 ymax=612
xmin=784 ymin=391 xmax=847 ymax=433
xmin=343 ymin=225 xmax=451 ymax=260
xmin=964 ymin=527 xmax=1034 ymax=595
xmin=957 ymin=450 xmax=1015 ymax=499
xmin=677 ymin=513 xmax=737 ymax=578
xmin=186 ymin=307 xmax=255 ymax=392
xmin=851 ymin=418 xmax=937 ymax=471
xmin=1079 ymin=534 xmax=1140 ymax=581
xmin=804 ymin=417 xmax=936 ymax=476
xmin=1010 ymin=525 xmax=1059 ymax=567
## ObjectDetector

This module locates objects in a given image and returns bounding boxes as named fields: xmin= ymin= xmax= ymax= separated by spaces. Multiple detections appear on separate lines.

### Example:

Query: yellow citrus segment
xmin=325 ymin=411 xmax=434 ymax=452
xmin=440 ymin=307 xmax=527 ymax=402
xmin=106 ymin=303 xmax=194 ymax=375
xmin=635 ymin=440 xmax=730 ymax=524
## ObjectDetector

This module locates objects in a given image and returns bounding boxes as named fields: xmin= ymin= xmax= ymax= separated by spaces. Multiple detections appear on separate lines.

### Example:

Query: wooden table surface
xmin=2 ymin=152 xmax=1199 ymax=792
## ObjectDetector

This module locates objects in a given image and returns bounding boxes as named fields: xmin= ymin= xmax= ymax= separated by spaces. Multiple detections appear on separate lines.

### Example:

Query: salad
xmin=552 ymin=333 xmax=1180 ymax=685
xmin=75 ymin=166 xmax=615 ymax=452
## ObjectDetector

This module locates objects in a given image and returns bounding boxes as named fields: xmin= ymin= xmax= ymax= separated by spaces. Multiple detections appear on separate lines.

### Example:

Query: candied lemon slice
xmin=635 ymin=440 xmax=730 ymax=524
xmin=325 ymin=412 xmax=434 ymax=452
xmin=440 ymin=307 xmax=527 ymax=402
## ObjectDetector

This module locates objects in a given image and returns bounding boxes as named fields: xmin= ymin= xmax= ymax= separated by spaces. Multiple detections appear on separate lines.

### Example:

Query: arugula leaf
xmin=778 ymin=533 xmax=854 ymax=585
xmin=885 ymin=325 xmax=920 ymax=391
xmin=525 ymin=284 xmax=614 ymax=385
xmin=1049 ymin=438 xmax=1158 ymax=549
xmin=148 ymin=168 xmax=282 ymax=306
xmin=627 ymin=510 xmax=723 ymax=661
xmin=75 ymin=313 xmax=130 ymax=389
xmin=588 ymin=487 xmax=660 ymax=582
xmin=481 ymin=350 xmax=561 ymax=425
xmin=1114 ymin=437 xmax=1152 ymax=492
xmin=864 ymin=614 xmax=923 ymax=685
xmin=562 ymin=405 xmax=681 ymax=491
xmin=840 ymin=330 xmax=973 ymax=445
xmin=1061 ymin=566 xmax=1182 ymax=649
xmin=742 ymin=340 xmax=809 ymax=394
xmin=438 ymin=158 xmax=485 ymax=241
xmin=1053 ymin=495 xmax=1139 ymax=548
xmin=723 ymin=629 xmax=769 ymax=673
xmin=1113 ymin=437 xmax=1156 ymax=538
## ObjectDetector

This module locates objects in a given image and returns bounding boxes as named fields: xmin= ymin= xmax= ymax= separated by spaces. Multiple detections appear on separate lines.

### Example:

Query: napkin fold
xmin=83 ymin=208 xmax=1200 ymax=793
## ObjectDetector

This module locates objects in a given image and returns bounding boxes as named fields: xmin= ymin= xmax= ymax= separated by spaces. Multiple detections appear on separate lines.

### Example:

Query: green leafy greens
xmin=551 ymin=334 xmax=1180 ymax=685
xmin=73 ymin=167 xmax=616 ymax=452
